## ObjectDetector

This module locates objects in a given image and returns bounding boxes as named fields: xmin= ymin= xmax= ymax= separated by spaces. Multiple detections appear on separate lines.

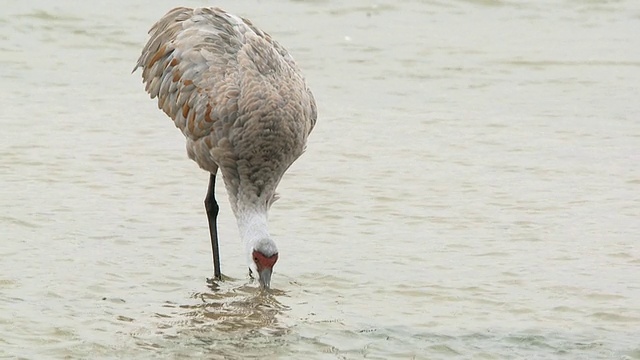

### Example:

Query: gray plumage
xmin=134 ymin=7 xmax=316 ymax=286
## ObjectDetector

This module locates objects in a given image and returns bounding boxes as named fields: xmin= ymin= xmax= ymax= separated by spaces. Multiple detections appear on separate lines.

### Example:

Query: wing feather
xmin=135 ymin=7 xmax=317 ymax=199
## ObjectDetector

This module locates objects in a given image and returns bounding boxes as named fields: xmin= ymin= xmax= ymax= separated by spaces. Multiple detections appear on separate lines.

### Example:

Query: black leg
xmin=205 ymin=172 xmax=222 ymax=280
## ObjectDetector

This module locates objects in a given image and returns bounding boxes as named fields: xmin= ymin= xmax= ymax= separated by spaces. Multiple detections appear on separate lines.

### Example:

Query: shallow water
xmin=1 ymin=0 xmax=639 ymax=358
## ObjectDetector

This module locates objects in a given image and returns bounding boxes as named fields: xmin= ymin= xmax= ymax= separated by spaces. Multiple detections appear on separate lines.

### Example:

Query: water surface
xmin=1 ymin=0 xmax=639 ymax=358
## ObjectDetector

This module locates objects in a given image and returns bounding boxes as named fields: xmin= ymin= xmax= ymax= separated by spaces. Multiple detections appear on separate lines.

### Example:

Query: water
xmin=1 ymin=0 xmax=639 ymax=358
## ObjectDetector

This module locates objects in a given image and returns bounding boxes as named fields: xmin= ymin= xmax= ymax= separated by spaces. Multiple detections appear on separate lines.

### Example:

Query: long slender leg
xmin=204 ymin=172 xmax=222 ymax=280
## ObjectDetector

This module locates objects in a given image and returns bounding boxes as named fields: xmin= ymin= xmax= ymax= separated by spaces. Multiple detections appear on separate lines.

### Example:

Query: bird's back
xmin=135 ymin=7 xmax=317 ymax=211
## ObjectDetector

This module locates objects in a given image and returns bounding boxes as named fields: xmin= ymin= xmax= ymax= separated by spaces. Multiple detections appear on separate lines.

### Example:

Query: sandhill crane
xmin=134 ymin=7 xmax=317 ymax=289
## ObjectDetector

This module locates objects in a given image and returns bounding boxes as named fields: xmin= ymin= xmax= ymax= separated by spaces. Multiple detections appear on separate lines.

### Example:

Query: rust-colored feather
xmin=134 ymin=7 xmax=317 ymax=214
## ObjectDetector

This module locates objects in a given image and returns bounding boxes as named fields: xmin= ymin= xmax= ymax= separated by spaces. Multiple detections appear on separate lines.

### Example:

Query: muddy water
xmin=1 ymin=0 xmax=639 ymax=358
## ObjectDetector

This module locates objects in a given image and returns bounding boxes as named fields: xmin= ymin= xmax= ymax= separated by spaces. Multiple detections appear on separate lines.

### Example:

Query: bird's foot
xmin=206 ymin=275 xmax=223 ymax=291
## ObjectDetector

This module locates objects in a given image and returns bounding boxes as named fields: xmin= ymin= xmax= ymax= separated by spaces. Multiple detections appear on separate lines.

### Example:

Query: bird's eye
xmin=253 ymin=256 xmax=259 ymax=262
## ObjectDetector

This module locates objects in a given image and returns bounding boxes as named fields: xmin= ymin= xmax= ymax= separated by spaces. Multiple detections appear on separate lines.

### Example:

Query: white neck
xmin=236 ymin=206 xmax=278 ymax=266
xmin=237 ymin=207 xmax=277 ymax=283
xmin=237 ymin=207 xmax=270 ymax=248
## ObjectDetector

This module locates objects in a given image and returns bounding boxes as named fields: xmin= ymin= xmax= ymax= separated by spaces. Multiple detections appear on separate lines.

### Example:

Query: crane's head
xmin=249 ymin=238 xmax=279 ymax=289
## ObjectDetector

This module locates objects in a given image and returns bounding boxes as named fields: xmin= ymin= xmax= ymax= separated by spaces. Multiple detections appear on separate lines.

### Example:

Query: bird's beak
xmin=259 ymin=268 xmax=272 ymax=289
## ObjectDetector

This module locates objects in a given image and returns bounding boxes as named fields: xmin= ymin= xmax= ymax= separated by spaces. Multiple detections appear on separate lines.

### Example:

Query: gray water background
xmin=1 ymin=0 xmax=639 ymax=358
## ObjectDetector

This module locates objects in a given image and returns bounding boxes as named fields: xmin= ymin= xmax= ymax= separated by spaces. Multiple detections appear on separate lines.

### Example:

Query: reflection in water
xmin=131 ymin=279 xmax=292 ymax=357
xmin=187 ymin=281 xmax=289 ymax=333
